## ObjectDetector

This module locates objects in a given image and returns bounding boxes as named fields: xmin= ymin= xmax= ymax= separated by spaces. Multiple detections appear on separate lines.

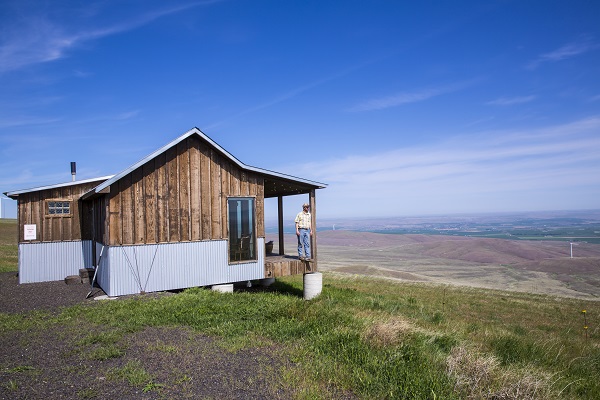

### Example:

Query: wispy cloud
xmin=348 ymin=79 xmax=480 ymax=112
xmin=0 ymin=1 xmax=219 ymax=74
xmin=115 ymin=110 xmax=140 ymax=120
xmin=206 ymin=59 xmax=379 ymax=129
xmin=0 ymin=168 xmax=68 ymax=190
xmin=291 ymin=116 xmax=600 ymax=216
xmin=211 ymin=77 xmax=336 ymax=126
xmin=526 ymin=38 xmax=598 ymax=70
xmin=0 ymin=116 xmax=62 ymax=129
xmin=486 ymin=95 xmax=536 ymax=106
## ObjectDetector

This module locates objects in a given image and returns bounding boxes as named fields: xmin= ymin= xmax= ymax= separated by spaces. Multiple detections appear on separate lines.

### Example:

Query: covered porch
xmin=262 ymin=174 xmax=325 ymax=279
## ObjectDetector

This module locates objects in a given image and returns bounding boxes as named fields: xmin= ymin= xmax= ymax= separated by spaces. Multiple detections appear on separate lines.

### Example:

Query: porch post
xmin=278 ymin=195 xmax=285 ymax=255
xmin=309 ymin=189 xmax=317 ymax=268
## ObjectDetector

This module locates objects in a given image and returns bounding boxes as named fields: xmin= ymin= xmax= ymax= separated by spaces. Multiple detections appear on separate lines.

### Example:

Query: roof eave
xmin=4 ymin=176 xmax=114 ymax=200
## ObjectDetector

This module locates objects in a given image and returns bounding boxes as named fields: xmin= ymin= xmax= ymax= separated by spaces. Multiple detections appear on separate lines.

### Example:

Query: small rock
xmin=64 ymin=275 xmax=81 ymax=285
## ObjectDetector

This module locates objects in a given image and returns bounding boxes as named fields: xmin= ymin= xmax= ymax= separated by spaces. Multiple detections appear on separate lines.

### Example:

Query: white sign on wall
xmin=24 ymin=224 xmax=37 ymax=241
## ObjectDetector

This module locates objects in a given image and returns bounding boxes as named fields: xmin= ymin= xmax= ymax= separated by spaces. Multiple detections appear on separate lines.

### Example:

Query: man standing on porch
xmin=295 ymin=203 xmax=312 ymax=260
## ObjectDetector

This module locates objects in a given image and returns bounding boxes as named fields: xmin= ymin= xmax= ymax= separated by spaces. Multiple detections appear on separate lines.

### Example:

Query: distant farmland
xmin=271 ymin=229 xmax=600 ymax=299
xmin=314 ymin=210 xmax=600 ymax=244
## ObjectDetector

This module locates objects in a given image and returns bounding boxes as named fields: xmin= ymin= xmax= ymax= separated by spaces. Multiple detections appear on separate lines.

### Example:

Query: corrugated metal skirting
xmin=18 ymin=241 xmax=93 ymax=284
xmin=96 ymin=238 xmax=265 ymax=297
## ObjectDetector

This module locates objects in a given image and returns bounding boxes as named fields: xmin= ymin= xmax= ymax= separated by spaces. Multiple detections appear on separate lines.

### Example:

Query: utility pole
xmin=570 ymin=242 xmax=574 ymax=259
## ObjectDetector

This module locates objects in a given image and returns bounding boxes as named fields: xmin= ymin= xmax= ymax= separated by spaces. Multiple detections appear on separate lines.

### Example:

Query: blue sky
xmin=1 ymin=0 xmax=599 ymax=219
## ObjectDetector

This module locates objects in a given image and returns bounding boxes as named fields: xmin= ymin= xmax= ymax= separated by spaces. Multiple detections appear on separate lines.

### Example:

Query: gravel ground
xmin=0 ymin=272 xmax=319 ymax=400
xmin=0 ymin=272 xmax=103 ymax=314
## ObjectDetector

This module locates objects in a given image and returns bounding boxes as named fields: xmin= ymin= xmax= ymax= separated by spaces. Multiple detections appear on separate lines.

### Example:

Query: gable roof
xmin=82 ymin=127 xmax=326 ymax=200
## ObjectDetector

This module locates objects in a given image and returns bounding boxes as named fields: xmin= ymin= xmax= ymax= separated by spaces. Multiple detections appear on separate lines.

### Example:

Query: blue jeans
xmin=297 ymin=229 xmax=311 ymax=258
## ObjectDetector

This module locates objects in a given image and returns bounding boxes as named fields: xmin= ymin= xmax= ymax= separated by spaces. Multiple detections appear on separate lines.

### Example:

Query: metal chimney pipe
xmin=71 ymin=162 xmax=76 ymax=181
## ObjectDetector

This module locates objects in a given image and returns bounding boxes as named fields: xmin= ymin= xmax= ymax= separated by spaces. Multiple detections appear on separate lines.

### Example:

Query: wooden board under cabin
xmin=264 ymin=256 xmax=316 ymax=278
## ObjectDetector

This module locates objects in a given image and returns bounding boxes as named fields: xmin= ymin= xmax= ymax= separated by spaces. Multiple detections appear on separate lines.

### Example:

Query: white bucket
xmin=303 ymin=272 xmax=322 ymax=300
xmin=212 ymin=283 xmax=234 ymax=293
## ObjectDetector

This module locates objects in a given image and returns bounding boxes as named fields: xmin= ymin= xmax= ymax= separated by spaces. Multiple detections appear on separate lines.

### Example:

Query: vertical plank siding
xmin=220 ymin=162 xmax=230 ymax=239
xmin=107 ymin=136 xmax=264 ymax=246
xmin=200 ymin=143 xmax=212 ymax=239
xmin=256 ymin=177 xmax=265 ymax=238
xmin=16 ymin=182 xmax=100 ymax=243
xmin=166 ymin=146 xmax=179 ymax=242
xmin=189 ymin=140 xmax=202 ymax=241
xmin=156 ymin=153 xmax=169 ymax=243
xmin=109 ymin=180 xmax=122 ymax=245
xmin=178 ymin=141 xmax=191 ymax=242
xmin=210 ymin=148 xmax=222 ymax=239
xmin=143 ymin=161 xmax=157 ymax=243
xmin=61 ymin=188 xmax=72 ymax=240
xmin=48 ymin=189 xmax=60 ymax=240
xmin=121 ymin=174 xmax=134 ymax=245
xmin=133 ymin=166 xmax=145 ymax=244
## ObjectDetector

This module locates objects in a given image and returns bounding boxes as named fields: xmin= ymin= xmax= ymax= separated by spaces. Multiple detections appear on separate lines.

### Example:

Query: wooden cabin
xmin=4 ymin=128 xmax=326 ymax=296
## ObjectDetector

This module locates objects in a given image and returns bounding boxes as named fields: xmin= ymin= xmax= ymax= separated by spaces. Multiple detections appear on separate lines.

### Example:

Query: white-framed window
xmin=228 ymin=197 xmax=256 ymax=262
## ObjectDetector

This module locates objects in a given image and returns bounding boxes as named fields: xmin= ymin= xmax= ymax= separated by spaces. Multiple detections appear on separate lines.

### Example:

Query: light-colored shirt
xmin=295 ymin=211 xmax=312 ymax=230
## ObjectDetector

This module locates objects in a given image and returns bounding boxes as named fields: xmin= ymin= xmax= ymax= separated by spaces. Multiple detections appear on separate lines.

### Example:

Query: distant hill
xmin=270 ymin=230 xmax=600 ymax=299
xmin=313 ymin=210 xmax=600 ymax=244
xmin=270 ymin=210 xmax=600 ymax=243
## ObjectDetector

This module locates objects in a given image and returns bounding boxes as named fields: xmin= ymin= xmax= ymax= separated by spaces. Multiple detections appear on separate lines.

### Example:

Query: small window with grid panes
xmin=47 ymin=200 xmax=71 ymax=216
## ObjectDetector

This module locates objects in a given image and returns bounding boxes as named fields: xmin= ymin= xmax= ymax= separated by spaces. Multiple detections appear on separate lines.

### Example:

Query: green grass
xmin=106 ymin=360 xmax=165 ymax=393
xmin=108 ymin=360 xmax=154 ymax=387
xmin=0 ymin=219 xmax=17 ymax=273
xmin=29 ymin=276 xmax=592 ymax=399
xmin=1 ymin=215 xmax=599 ymax=398
xmin=2 ymin=274 xmax=599 ymax=398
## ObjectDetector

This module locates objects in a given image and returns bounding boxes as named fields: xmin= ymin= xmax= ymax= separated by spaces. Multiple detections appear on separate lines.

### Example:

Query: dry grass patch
xmin=447 ymin=345 xmax=556 ymax=399
xmin=362 ymin=316 xmax=422 ymax=347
